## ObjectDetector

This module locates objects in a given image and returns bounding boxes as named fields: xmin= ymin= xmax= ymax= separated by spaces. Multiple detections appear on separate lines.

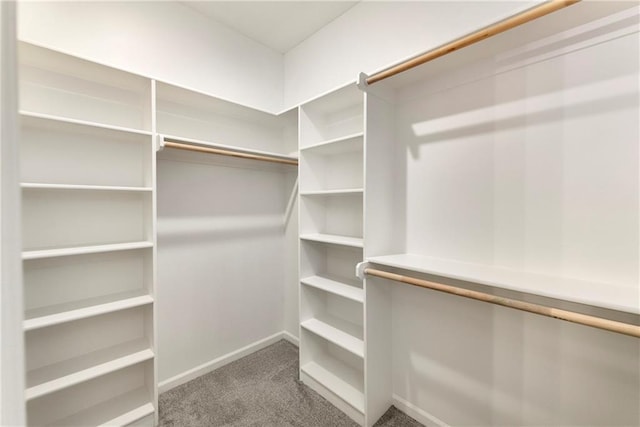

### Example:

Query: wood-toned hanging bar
xmin=365 ymin=0 xmax=581 ymax=85
xmin=364 ymin=267 xmax=640 ymax=339
xmin=162 ymin=137 xmax=298 ymax=166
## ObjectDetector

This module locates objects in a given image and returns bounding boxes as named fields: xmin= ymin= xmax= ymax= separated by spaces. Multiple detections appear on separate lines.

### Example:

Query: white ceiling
xmin=181 ymin=1 xmax=360 ymax=53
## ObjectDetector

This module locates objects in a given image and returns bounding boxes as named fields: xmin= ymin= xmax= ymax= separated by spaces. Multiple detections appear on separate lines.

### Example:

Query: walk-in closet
xmin=1 ymin=1 xmax=638 ymax=426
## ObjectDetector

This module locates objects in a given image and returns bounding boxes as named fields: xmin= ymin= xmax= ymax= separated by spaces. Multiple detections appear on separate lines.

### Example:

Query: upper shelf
xmin=20 ymin=111 xmax=153 ymax=137
xmin=156 ymin=82 xmax=298 ymax=157
xmin=367 ymin=253 xmax=640 ymax=315
xmin=20 ymin=112 xmax=153 ymax=189
xmin=369 ymin=2 xmax=639 ymax=94
xmin=18 ymin=42 xmax=151 ymax=131
xmin=300 ymin=84 xmax=363 ymax=147
xmin=299 ymin=133 xmax=364 ymax=155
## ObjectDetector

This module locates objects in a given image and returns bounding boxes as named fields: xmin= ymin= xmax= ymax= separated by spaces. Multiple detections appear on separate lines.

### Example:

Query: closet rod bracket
xmin=156 ymin=134 xmax=166 ymax=152
xmin=356 ymin=261 xmax=370 ymax=280
xmin=357 ymin=72 xmax=369 ymax=92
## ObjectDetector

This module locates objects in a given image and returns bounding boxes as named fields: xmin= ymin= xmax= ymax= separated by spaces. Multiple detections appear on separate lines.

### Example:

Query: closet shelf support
xmin=364 ymin=267 xmax=640 ymax=339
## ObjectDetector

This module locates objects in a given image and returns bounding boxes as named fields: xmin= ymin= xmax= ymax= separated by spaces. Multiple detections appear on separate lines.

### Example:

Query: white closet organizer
xmin=357 ymin=2 xmax=640 ymax=426
xmin=19 ymin=42 xmax=157 ymax=426
xmin=298 ymin=84 xmax=366 ymax=424
xmin=155 ymin=81 xmax=298 ymax=161
xmin=360 ymin=0 xmax=640 ymax=313
xmin=154 ymin=78 xmax=298 ymax=390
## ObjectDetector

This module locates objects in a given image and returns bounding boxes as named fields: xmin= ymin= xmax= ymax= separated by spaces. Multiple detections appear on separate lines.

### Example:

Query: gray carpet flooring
xmin=159 ymin=339 xmax=423 ymax=427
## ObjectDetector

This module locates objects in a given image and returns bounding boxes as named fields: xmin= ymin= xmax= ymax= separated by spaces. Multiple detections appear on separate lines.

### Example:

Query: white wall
xmin=283 ymin=0 xmax=540 ymax=108
xmin=17 ymin=1 xmax=283 ymax=113
xmin=156 ymin=152 xmax=295 ymax=385
xmin=390 ymin=7 xmax=640 ymax=425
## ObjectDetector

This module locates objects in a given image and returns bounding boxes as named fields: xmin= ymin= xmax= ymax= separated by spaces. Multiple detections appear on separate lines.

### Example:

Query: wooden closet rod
xmin=163 ymin=139 xmax=298 ymax=166
xmin=364 ymin=268 xmax=640 ymax=339
xmin=366 ymin=0 xmax=580 ymax=85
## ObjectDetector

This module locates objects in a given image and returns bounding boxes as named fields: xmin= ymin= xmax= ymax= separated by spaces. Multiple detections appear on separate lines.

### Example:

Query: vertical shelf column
xmin=18 ymin=42 xmax=157 ymax=427
xmin=298 ymin=83 xmax=366 ymax=425
xmin=362 ymin=89 xmax=398 ymax=427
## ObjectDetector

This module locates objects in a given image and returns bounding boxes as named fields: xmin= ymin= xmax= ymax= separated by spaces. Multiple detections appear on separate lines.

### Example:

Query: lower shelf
xmin=301 ymin=275 xmax=364 ymax=303
xmin=300 ymin=233 xmax=363 ymax=248
xmin=27 ymin=339 xmax=154 ymax=400
xmin=24 ymin=290 xmax=154 ymax=331
xmin=300 ymin=317 xmax=364 ymax=358
xmin=301 ymin=358 xmax=364 ymax=414
xmin=22 ymin=241 xmax=154 ymax=260
xmin=46 ymin=387 xmax=154 ymax=427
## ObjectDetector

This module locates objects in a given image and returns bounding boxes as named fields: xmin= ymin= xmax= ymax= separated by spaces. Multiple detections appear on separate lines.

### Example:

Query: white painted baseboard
xmin=159 ymin=331 xmax=293 ymax=393
xmin=282 ymin=330 xmax=299 ymax=346
xmin=392 ymin=394 xmax=450 ymax=427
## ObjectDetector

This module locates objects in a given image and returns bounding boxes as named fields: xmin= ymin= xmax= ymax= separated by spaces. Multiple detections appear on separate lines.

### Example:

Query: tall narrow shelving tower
xmin=18 ymin=42 xmax=158 ymax=426
xmin=298 ymin=84 xmax=366 ymax=424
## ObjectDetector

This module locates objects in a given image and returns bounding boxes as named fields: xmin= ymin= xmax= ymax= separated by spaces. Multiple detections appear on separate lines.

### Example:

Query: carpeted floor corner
xmin=159 ymin=339 xmax=423 ymax=426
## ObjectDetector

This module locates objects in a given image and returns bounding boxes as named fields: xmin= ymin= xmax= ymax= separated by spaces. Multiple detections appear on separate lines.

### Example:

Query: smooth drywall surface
xmin=17 ymin=1 xmax=283 ymax=113
xmin=284 ymin=1 xmax=540 ymax=108
xmin=156 ymin=154 xmax=291 ymax=383
xmin=392 ymin=286 xmax=640 ymax=426
xmin=391 ymin=9 xmax=640 ymax=425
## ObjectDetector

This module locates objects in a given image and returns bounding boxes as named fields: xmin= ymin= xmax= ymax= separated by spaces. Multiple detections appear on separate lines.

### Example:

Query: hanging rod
xmin=161 ymin=137 xmax=298 ymax=166
xmin=363 ymin=267 xmax=640 ymax=339
xmin=365 ymin=0 xmax=580 ymax=85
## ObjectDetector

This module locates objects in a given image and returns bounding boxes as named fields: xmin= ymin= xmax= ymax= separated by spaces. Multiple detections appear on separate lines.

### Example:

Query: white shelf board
xmin=21 ymin=183 xmax=152 ymax=192
xmin=300 ymin=189 xmax=363 ymax=196
xmin=23 ymin=241 xmax=154 ymax=260
xmin=367 ymin=254 xmax=640 ymax=315
xmin=27 ymin=339 xmax=154 ymax=400
xmin=301 ymin=358 xmax=364 ymax=414
xmin=46 ymin=387 xmax=154 ymax=427
xmin=300 ymin=133 xmax=363 ymax=155
xmin=24 ymin=290 xmax=154 ymax=331
xmin=20 ymin=111 xmax=152 ymax=137
xmin=300 ymin=82 xmax=362 ymax=115
xmin=161 ymin=133 xmax=298 ymax=162
xmin=300 ymin=317 xmax=364 ymax=358
xmin=19 ymin=41 xmax=150 ymax=90
xmin=300 ymin=234 xmax=363 ymax=249
xmin=155 ymin=80 xmax=286 ymax=125
xmin=301 ymin=275 xmax=364 ymax=303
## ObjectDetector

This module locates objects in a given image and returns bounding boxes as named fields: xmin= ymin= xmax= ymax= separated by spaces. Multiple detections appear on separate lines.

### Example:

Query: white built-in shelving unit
xmin=153 ymin=75 xmax=300 ymax=398
xmin=298 ymin=83 xmax=366 ymax=424
xmin=14 ymin=3 xmax=639 ymax=426
xmin=155 ymin=81 xmax=298 ymax=162
xmin=295 ymin=4 xmax=640 ymax=426
xmin=19 ymin=42 xmax=157 ymax=427
xmin=359 ymin=0 xmax=640 ymax=316
xmin=358 ymin=3 xmax=640 ymax=426
xmin=18 ymin=39 xmax=300 ymax=427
